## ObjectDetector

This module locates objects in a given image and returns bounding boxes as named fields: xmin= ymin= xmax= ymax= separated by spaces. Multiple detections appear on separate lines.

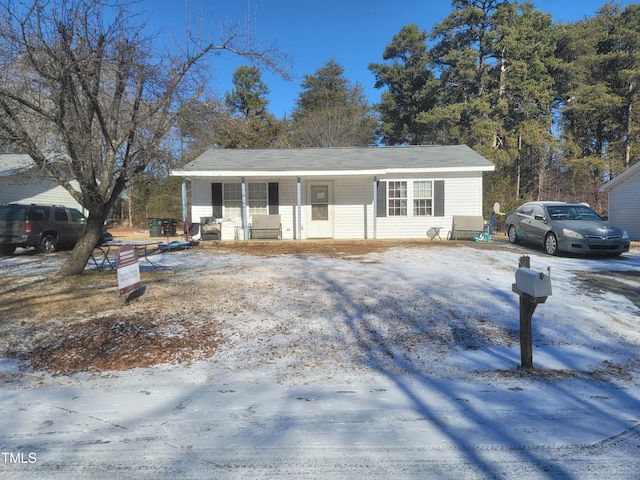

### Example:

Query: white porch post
xmin=241 ymin=177 xmax=249 ymax=240
xmin=296 ymin=176 xmax=302 ymax=240
xmin=181 ymin=181 xmax=188 ymax=238
xmin=373 ymin=176 xmax=378 ymax=239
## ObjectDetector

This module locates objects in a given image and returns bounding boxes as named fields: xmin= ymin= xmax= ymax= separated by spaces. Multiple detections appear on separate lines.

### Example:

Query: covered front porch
xmin=182 ymin=174 xmax=385 ymax=241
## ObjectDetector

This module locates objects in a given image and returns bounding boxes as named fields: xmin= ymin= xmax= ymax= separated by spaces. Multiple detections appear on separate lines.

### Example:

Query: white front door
xmin=307 ymin=182 xmax=333 ymax=238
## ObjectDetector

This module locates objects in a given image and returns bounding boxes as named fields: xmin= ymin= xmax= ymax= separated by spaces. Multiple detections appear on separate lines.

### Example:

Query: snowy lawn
xmin=1 ymin=240 xmax=639 ymax=479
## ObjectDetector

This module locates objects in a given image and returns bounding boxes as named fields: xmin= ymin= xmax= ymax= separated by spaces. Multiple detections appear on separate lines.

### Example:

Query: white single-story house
xmin=0 ymin=154 xmax=84 ymax=212
xmin=599 ymin=161 xmax=640 ymax=240
xmin=170 ymin=145 xmax=495 ymax=240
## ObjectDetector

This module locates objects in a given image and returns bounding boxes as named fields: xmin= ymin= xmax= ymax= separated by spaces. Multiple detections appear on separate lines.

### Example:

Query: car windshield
xmin=545 ymin=205 xmax=602 ymax=221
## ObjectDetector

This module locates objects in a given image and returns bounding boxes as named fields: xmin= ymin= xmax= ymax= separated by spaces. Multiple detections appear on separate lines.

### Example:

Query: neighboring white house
xmin=0 ymin=154 xmax=85 ymax=212
xmin=600 ymin=161 xmax=640 ymax=240
xmin=171 ymin=145 xmax=495 ymax=241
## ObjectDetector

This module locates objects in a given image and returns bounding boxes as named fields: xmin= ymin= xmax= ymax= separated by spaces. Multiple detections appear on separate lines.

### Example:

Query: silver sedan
xmin=505 ymin=201 xmax=630 ymax=256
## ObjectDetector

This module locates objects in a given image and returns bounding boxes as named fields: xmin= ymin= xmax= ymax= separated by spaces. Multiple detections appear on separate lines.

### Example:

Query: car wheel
xmin=544 ymin=232 xmax=558 ymax=256
xmin=0 ymin=244 xmax=16 ymax=256
xmin=508 ymin=225 xmax=520 ymax=244
xmin=39 ymin=235 xmax=58 ymax=254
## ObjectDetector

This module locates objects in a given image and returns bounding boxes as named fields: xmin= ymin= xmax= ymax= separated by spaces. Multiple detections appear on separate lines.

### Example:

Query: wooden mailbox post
xmin=511 ymin=256 xmax=552 ymax=369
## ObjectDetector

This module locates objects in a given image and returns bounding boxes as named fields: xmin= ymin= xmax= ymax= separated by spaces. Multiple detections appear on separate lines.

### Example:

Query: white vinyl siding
xmin=275 ymin=179 xmax=299 ymax=240
xmin=376 ymin=172 xmax=483 ymax=239
xmin=607 ymin=171 xmax=640 ymax=240
xmin=332 ymin=176 xmax=371 ymax=239
xmin=189 ymin=171 xmax=486 ymax=240
xmin=0 ymin=175 xmax=85 ymax=212
xmin=190 ymin=179 xmax=214 ymax=225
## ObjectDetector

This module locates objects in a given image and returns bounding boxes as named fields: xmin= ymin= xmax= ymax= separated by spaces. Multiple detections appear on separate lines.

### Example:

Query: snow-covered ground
xmin=1 ymin=241 xmax=639 ymax=479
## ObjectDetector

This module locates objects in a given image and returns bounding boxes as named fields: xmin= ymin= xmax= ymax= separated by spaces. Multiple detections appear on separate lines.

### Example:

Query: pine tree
xmin=225 ymin=65 xmax=270 ymax=121
xmin=292 ymin=59 xmax=377 ymax=147
xmin=368 ymin=24 xmax=437 ymax=145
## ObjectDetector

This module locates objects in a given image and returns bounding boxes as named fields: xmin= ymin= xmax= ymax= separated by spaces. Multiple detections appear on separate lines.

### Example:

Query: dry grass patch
xmin=6 ymin=312 xmax=222 ymax=375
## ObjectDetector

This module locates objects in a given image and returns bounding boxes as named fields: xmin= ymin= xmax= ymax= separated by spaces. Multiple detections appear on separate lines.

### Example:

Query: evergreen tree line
xmin=139 ymin=0 xmax=639 ymax=223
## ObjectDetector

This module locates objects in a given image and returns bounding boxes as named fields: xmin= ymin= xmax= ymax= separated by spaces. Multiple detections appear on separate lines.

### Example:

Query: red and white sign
xmin=116 ymin=244 xmax=141 ymax=295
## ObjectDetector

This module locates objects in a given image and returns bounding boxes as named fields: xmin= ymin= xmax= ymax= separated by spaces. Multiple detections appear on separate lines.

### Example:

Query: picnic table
xmin=89 ymin=240 xmax=158 ymax=270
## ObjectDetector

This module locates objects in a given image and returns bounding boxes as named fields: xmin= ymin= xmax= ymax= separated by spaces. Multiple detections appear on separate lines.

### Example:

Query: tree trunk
xmin=625 ymin=82 xmax=635 ymax=168
xmin=537 ymin=153 xmax=546 ymax=201
xmin=128 ymin=186 xmax=133 ymax=228
xmin=516 ymin=135 xmax=522 ymax=198
xmin=56 ymin=215 xmax=105 ymax=277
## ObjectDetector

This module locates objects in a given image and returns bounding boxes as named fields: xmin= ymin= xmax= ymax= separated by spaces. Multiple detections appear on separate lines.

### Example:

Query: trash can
xmin=162 ymin=218 xmax=178 ymax=236
xmin=147 ymin=218 xmax=163 ymax=237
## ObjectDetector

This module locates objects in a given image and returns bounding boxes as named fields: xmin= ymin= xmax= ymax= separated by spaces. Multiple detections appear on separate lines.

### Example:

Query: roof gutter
xmin=0 ymin=165 xmax=35 ymax=177
xmin=170 ymin=165 xmax=495 ymax=178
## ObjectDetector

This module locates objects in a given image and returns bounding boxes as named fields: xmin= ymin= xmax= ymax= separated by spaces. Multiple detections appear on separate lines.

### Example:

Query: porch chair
xmin=449 ymin=215 xmax=485 ymax=240
xmin=249 ymin=214 xmax=282 ymax=240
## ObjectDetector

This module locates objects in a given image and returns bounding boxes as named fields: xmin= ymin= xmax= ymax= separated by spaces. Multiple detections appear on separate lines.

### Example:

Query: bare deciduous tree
xmin=293 ymin=105 xmax=377 ymax=147
xmin=0 ymin=0 xmax=287 ymax=275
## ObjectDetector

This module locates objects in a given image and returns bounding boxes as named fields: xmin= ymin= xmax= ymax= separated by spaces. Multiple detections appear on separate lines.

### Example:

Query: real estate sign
xmin=116 ymin=244 xmax=141 ymax=295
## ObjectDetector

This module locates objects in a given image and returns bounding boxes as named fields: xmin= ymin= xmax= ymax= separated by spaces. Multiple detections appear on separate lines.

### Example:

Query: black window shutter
xmin=434 ymin=180 xmax=445 ymax=217
xmin=268 ymin=182 xmax=279 ymax=215
xmin=211 ymin=183 xmax=223 ymax=218
xmin=376 ymin=181 xmax=387 ymax=218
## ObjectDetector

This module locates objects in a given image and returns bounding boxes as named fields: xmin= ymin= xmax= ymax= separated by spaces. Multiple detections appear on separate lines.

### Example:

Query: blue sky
xmin=139 ymin=0 xmax=636 ymax=118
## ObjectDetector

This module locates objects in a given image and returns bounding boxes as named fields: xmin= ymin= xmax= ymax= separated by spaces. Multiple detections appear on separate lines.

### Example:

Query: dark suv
xmin=0 ymin=203 xmax=87 ymax=255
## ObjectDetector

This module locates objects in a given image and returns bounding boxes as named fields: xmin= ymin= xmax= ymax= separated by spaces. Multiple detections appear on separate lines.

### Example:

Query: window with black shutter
xmin=268 ymin=182 xmax=279 ymax=215
xmin=211 ymin=183 xmax=223 ymax=218
xmin=434 ymin=180 xmax=445 ymax=217
xmin=376 ymin=181 xmax=386 ymax=217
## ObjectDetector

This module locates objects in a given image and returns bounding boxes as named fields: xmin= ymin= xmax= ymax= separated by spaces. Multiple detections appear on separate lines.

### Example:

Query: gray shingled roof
xmin=173 ymin=145 xmax=494 ymax=176
xmin=599 ymin=160 xmax=640 ymax=192
xmin=0 ymin=154 xmax=35 ymax=177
